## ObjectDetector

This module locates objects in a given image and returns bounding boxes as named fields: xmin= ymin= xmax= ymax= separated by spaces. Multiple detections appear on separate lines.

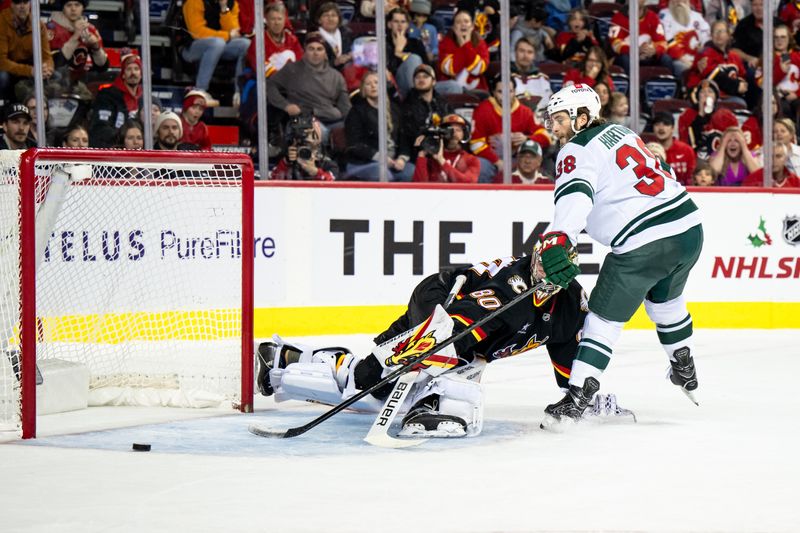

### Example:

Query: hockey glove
xmin=538 ymin=231 xmax=580 ymax=289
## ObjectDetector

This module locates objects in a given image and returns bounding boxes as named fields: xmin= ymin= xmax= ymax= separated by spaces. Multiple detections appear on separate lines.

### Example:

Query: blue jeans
xmin=182 ymin=37 xmax=251 ymax=90
xmin=345 ymin=161 xmax=415 ymax=182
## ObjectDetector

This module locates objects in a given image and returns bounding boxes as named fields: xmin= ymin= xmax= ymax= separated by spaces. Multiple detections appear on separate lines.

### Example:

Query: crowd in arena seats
xmin=0 ymin=0 xmax=799 ymax=188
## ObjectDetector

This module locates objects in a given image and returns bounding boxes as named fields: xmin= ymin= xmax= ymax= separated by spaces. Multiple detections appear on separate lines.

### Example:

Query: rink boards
xmin=254 ymin=183 xmax=800 ymax=334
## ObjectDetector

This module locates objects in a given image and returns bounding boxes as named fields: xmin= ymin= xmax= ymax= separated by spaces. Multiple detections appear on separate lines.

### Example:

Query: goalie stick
xmin=362 ymin=274 xmax=467 ymax=448
xmin=249 ymin=279 xmax=545 ymax=440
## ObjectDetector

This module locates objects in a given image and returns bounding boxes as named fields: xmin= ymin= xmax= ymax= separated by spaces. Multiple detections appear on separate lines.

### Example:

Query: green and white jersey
xmin=551 ymin=123 xmax=702 ymax=254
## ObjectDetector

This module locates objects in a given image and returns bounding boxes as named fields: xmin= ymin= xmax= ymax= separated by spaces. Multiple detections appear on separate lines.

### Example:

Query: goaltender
xmin=256 ymin=239 xmax=632 ymax=438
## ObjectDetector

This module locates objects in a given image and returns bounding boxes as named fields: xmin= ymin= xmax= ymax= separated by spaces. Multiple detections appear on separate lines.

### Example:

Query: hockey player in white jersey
xmin=538 ymin=83 xmax=703 ymax=427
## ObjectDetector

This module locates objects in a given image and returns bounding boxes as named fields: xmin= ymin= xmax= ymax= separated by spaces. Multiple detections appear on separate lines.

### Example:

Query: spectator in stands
xmin=772 ymin=24 xmax=800 ymax=121
xmin=708 ymin=126 xmax=761 ymax=186
xmin=687 ymin=20 xmax=748 ymax=106
xmin=408 ymin=0 xmax=438 ymax=62
xmin=773 ymin=117 xmax=800 ymax=173
xmin=779 ymin=0 xmax=800 ymax=35
xmin=732 ymin=0 xmax=766 ymax=73
xmin=554 ymin=8 xmax=598 ymax=67
xmin=400 ymin=63 xmax=452 ymax=155
xmin=154 ymin=112 xmax=199 ymax=150
xmin=23 ymin=94 xmax=54 ymax=146
xmin=471 ymin=74 xmax=551 ymax=182
xmin=603 ymin=92 xmax=631 ymax=128
xmin=46 ymin=0 xmax=108 ymax=101
xmin=266 ymin=33 xmax=351 ymax=143
xmin=652 ymin=111 xmax=697 ymax=185
xmin=246 ymin=1 xmax=302 ymax=77
xmin=412 ymin=113 xmax=479 ymax=182
xmin=511 ymin=139 xmax=550 ymax=184
xmin=385 ymin=7 xmax=428 ymax=99
xmin=510 ymin=3 xmax=555 ymax=63
xmin=358 ymin=0 xmax=407 ymax=20
xmin=659 ymin=0 xmax=710 ymax=77
xmin=678 ymin=79 xmax=739 ymax=159
xmin=271 ymin=116 xmax=339 ymax=180
xmin=117 ymin=119 xmax=144 ymax=150
xmin=456 ymin=0 xmax=504 ymax=55
xmin=692 ymin=160 xmax=717 ymax=186
xmin=609 ymin=0 xmax=674 ymax=75
xmin=180 ymin=89 xmax=213 ymax=151
xmin=595 ymin=80 xmax=611 ymax=112
xmin=743 ymin=141 xmax=800 ymax=187
xmin=563 ymin=46 xmax=616 ymax=91
xmin=511 ymin=36 xmax=551 ymax=120
xmin=89 ymin=52 xmax=144 ymax=148
xmin=705 ymin=0 xmax=749 ymax=28
xmin=437 ymin=9 xmax=489 ymax=94
xmin=315 ymin=2 xmax=353 ymax=70
xmin=344 ymin=71 xmax=414 ymax=181
xmin=0 ymin=0 xmax=55 ymax=102
xmin=60 ymin=123 xmax=89 ymax=147
xmin=182 ymin=0 xmax=251 ymax=91
xmin=0 ymin=103 xmax=35 ymax=150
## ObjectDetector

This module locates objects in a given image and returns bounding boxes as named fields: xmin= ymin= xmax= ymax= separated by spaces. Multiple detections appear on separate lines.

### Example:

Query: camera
xmin=284 ymin=113 xmax=315 ymax=161
xmin=420 ymin=125 xmax=455 ymax=155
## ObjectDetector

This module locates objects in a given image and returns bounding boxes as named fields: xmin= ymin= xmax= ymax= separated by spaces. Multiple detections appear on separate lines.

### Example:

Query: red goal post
xmin=1 ymin=149 xmax=254 ymax=439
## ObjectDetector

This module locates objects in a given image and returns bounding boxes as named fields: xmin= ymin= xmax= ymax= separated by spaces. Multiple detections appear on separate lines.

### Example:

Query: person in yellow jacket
xmin=0 ymin=0 xmax=55 ymax=101
xmin=181 ymin=0 xmax=250 ymax=91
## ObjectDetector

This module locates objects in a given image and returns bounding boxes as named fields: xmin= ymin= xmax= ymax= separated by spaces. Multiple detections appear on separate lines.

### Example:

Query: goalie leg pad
xmin=399 ymin=374 xmax=484 ymax=437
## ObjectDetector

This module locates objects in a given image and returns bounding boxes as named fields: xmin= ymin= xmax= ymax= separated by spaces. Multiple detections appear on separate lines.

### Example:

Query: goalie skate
xmin=397 ymin=394 xmax=467 ymax=438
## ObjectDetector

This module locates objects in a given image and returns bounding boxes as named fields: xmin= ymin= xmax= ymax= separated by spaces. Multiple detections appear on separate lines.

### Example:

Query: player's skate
xmin=398 ymin=394 xmax=468 ymax=438
xmin=667 ymin=347 xmax=699 ymax=406
xmin=582 ymin=393 xmax=637 ymax=423
xmin=540 ymin=377 xmax=600 ymax=431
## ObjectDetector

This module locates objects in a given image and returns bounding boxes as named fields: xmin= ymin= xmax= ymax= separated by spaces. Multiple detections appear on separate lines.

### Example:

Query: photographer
xmin=271 ymin=114 xmax=338 ymax=181
xmin=412 ymin=113 xmax=479 ymax=183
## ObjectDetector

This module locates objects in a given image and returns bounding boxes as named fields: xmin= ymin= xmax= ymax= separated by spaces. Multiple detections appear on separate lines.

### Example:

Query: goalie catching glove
xmin=538 ymin=231 xmax=580 ymax=288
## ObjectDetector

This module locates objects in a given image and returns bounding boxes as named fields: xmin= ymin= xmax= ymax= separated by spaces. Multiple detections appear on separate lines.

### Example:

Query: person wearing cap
xmin=400 ymin=63 xmax=453 ymax=152
xmin=652 ymin=111 xmax=697 ymax=186
xmin=412 ymin=113 xmax=479 ymax=183
xmin=0 ymin=103 xmax=36 ymax=150
xmin=154 ymin=112 xmax=198 ymax=151
xmin=46 ymin=0 xmax=108 ymax=100
xmin=89 ymin=50 xmax=145 ymax=147
xmin=181 ymin=89 xmax=213 ymax=150
xmin=267 ymin=32 xmax=351 ymax=143
xmin=407 ymin=0 xmax=438 ymax=62
xmin=511 ymin=139 xmax=550 ymax=185
xmin=0 ymin=0 xmax=55 ymax=102
xmin=677 ymin=79 xmax=739 ymax=159
xmin=181 ymin=0 xmax=251 ymax=91
xmin=471 ymin=74 xmax=551 ymax=182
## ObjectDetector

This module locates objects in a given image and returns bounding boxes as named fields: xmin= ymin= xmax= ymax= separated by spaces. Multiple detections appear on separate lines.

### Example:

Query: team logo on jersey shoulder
xmin=507 ymin=275 xmax=528 ymax=294
xmin=783 ymin=216 xmax=800 ymax=246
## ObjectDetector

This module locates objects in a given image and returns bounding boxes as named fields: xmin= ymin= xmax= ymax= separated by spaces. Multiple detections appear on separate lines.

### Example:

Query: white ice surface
xmin=1 ymin=329 xmax=799 ymax=533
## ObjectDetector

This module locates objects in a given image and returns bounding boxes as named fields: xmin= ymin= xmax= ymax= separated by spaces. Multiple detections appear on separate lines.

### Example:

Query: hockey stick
xmin=363 ymin=274 xmax=467 ymax=448
xmin=251 ymin=280 xmax=544 ymax=439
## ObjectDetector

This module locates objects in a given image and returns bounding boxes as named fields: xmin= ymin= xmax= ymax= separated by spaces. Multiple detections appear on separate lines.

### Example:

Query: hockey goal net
xmin=0 ymin=149 xmax=254 ymax=439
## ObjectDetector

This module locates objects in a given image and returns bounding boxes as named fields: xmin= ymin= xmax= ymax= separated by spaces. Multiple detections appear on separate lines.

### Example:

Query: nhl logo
xmin=783 ymin=216 xmax=800 ymax=246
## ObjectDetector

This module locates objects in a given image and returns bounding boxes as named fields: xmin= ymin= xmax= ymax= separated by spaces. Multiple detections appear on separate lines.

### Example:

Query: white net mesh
xmin=0 ymin=150 xmax=251 ymax=434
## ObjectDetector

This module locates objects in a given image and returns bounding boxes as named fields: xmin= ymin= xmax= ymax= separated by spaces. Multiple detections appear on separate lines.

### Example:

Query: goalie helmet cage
xmin=0 ymin=148 xmax=255 ymax=439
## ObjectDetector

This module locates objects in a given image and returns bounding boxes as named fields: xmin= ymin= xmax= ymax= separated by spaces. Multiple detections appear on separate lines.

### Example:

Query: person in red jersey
xmin=743 ymin=142 xmax=800 ymax=188
xmin=180 ymin=89 xmax=215 ymax=151
xmin=608 ymin=0 xmax=675 ymax=75
xmin=412 ymin=113 xmax=480 ymax=183
xmin=652 ymin=111 xmax=697 ymax=185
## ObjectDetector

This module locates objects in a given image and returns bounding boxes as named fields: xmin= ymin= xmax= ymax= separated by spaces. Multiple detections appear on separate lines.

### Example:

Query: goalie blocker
xmin=258 ymin=252 xmax=632 ymax=437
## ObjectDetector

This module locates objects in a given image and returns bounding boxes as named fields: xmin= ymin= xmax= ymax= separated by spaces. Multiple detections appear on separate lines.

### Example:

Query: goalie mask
xmin=530 ymin=239 xmax=579 ymax=307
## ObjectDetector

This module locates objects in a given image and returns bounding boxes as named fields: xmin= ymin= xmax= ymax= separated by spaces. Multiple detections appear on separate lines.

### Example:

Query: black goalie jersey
xmin=375 ymin=256 xmax=589 ymax=389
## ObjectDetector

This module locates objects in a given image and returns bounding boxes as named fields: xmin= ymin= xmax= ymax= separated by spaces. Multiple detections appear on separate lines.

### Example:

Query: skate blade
xmin=681 ymin=387 xmax=699 ymax=406
xmin=539 ymin=414 xmax=577 ymax=432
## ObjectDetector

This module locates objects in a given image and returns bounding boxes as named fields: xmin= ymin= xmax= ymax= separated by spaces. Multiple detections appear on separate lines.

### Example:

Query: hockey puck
xmin=132 ymin=443 xmax=151 ymax=452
